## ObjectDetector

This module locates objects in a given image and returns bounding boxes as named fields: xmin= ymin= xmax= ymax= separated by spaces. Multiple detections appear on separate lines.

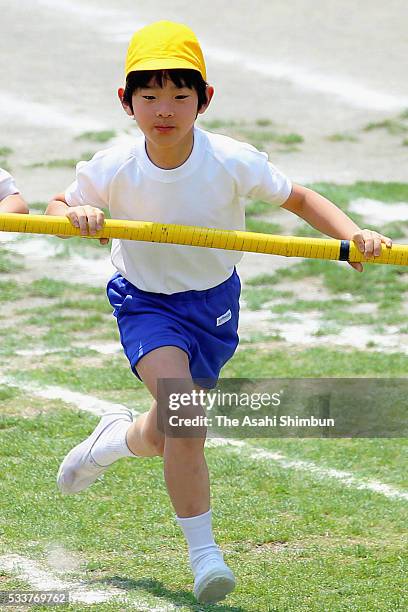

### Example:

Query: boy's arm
xmin=46 ymin=193 xmax=70 ymax=215
xmin=281 ymin=184 xmax=392 ymax=272
xmin=46 ymin=193 xmax=108 ymax=244
xmin=46 ymin=193 xmax=72 ymax=239
xmin=0 ymin=194 xmax=29 ymax=214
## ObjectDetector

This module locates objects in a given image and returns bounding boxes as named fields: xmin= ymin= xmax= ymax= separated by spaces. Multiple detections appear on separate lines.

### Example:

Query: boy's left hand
xmin=349 ymin=229 xmax=392 ymax=272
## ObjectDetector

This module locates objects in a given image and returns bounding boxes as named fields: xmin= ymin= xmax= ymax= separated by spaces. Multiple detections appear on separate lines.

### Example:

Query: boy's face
xmin=119 ymin=77 xmax=213 ymax=150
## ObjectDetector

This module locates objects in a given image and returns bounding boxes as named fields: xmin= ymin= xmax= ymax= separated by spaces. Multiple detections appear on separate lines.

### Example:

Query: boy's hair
xmin=123 ymin=68 xmax=208 ymax=117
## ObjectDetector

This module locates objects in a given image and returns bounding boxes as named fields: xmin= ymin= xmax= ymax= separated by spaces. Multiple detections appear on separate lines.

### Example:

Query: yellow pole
xmin=0 ymin=213 xmax=406 ymax=265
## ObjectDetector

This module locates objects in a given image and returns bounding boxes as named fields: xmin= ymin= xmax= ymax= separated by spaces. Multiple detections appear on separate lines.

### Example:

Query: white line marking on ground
xmin=15 ymin=343 xmax=121 ymax=357
xmin=0 ymin=554 xmax=173 ymax=610
xmin=5 ymin=236 xmax=62 ymax=258
xmin=221 ymin=51 xmax=408 ymax=112
xmin=15 ymin=348 xmax=72 ymax=357
xmin=2 ymin=234 xmax=116 ymax=286
xmin=0 ymin=377 xmax=139 ymax=417
xmin=0 ymin=554 xmax=125 ymax=605
xmin=45 ymin=542 xmax=82 ymax=572
xmin=86 ymin=342 xmax=122 ymax=355
xmin=32 ymin=386 xmax=139 ymax=417
xmin=0 ymin=231 xmax=19 ymax=243
xmin=0 ymin=92 xmax=104 ymax=133
xmin=349 ymin=198 xmax=408 ymax=223
xmin=3 ymin=375 xmax=406 ymax=502
xmin=36 ymin=0 xmax=126 ymax=21
xmin=208 ymin=438 xmax=408 ymax=502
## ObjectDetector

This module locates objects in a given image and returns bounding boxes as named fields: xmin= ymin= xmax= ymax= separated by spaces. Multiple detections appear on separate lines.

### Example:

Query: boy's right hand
xmin=66 ymin=205 xmax=109 ymax=245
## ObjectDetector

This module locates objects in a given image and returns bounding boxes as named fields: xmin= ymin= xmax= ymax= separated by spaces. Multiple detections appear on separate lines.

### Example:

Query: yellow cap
xmin=125 ymin=20 xmax=206 ymax=81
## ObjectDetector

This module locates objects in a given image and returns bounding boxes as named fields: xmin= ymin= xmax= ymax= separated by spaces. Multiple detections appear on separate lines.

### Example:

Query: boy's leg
xmin=126 ymin=399 xmax=165 ymax=457
xmin=56 ymin=405 xmax=135 ymax=494
xmin=135 ymin=346 xmax=235 ymax=603
xmin=134 ymin=346 xmax=209 ymax=517
xmin=56 ymin=348 xmax=200 ymax=495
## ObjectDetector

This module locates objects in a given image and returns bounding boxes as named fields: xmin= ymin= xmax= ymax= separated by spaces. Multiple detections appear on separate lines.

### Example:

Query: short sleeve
xmin=235 ymin=145 xmax=292 ymax=207
xmin=248 ymin=160 xmax=292 ymax=206
xmin=0 ymin=168 xmax=19 ymax=201
xmin=65 ymin=153 xmax=109 ymax=209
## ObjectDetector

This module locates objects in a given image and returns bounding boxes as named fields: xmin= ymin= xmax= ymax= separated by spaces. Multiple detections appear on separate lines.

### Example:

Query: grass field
xmin=1 ymin=160 xmax=408 ymax=610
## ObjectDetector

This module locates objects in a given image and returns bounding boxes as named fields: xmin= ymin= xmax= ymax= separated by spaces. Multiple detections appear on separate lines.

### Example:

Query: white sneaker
xmin=194 ymin=556 xmax=236 ymax=604
xmin=57 ymin=409 xmax=133 ymax=495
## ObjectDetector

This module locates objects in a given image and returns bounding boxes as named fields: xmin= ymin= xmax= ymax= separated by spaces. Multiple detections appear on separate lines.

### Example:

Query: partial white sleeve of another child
xmin=65 ymin=156 xmax=109 ymax=209
xmin=0 ymin=168 xmax=19 ymax=201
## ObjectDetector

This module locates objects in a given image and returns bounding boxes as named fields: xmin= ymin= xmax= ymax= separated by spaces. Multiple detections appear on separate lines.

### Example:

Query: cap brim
xmin=126 ymin=57 xmax=205 ymax=79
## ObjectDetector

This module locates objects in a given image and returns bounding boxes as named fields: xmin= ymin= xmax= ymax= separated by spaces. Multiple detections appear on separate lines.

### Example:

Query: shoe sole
xmin=195 ymin=568 xmax=236 ymax=604
xmin=57 ymin=409 xmax=133 ymax=495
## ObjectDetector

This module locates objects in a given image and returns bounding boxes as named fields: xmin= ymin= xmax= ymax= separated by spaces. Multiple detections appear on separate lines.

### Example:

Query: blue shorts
xmin=106 ymin=269 xmax=241 ymax=389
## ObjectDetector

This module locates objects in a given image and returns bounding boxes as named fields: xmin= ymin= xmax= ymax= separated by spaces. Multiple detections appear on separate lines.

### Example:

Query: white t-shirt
xmin=0 ymin=168 xmax=19 ymax=201
xmin=65 ymin=127 xmax=292 ymax=294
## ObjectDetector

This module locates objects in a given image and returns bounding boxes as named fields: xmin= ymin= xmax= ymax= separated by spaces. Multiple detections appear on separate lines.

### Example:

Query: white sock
xmin=91 ymin=418 xmax=136 ymax=466
xmin=176 ymin=509 xmax=223 ymax=575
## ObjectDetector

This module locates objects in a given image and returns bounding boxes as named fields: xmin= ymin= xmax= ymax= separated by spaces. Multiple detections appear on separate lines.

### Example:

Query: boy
xmin=0 ymin=168 xmax=28 ymax=213
xmin=46 ymin=21 xmax=392 ymax=604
